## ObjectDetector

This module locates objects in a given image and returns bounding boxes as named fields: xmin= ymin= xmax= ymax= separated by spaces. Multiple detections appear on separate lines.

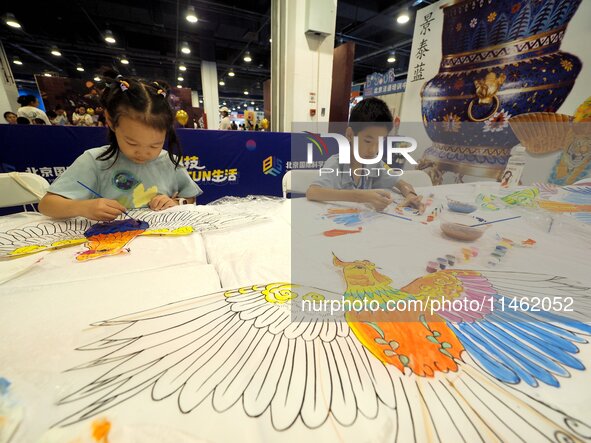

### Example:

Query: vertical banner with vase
xmin=401 ymin=0 xmax=590 ymax=185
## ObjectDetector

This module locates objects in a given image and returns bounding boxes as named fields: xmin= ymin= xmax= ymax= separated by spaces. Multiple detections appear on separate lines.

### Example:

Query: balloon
xmin=260 ymin=118 xmax=269 ymax=129
xmin=86 ymin=108 xmax=95 ymax=115
xmin=176 ymin=110 xmax=189 ymax=126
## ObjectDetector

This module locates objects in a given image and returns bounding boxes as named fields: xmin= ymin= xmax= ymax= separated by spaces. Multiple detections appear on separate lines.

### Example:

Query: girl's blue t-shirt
xmin=48 ymin=146 xmax=202 ymax=208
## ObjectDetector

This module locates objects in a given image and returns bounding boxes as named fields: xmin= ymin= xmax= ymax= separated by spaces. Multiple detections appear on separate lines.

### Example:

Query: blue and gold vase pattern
xmin=419 ymin=0 xmax=583 ymax=183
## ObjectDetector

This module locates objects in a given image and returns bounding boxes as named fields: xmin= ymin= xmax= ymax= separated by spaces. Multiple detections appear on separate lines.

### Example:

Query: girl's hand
xmin=81 ymin=198 xmax=127 ymax=221
xmin=149 ymin=194 xmax=177 ymax=211
xmin=363 ymin=190 xmax=393 ymax=211
xmin=399 ymin=193 xmax=425 ymax=214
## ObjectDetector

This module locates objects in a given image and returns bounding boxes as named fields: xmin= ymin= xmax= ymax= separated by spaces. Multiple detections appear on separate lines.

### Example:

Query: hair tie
xmin=157 ymin=89 xmax=167 ymax=98
xmin=119 ymin=79 xmax=130 ymax=92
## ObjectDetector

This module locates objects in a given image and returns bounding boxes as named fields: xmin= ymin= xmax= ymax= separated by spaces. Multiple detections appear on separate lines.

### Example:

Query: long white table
xmin=1 ymin=184 xmax=591 ymax=442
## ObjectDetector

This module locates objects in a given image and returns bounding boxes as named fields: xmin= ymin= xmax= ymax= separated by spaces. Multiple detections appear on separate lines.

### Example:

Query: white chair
xmin=0 ymin=172 xmax=50 ymax=208
xmin=282 ymin=170 xmax=320 ymax=198
xmin=400 ymin=169 xmax=432 ymax=188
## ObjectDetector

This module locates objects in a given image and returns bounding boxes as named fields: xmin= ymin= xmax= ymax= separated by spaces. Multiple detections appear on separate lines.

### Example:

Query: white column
xmin=271 ymin=0 xmax=337 ymax=132
xmin=0 ymin=41 xmax=19 ymax=118
xmin=200 ymin=61 xmax=220 ymax=129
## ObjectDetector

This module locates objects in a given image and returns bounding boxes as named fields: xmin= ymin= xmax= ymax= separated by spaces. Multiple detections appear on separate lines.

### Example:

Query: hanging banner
xmin=364 ymin=69 xmax=406 ymax=97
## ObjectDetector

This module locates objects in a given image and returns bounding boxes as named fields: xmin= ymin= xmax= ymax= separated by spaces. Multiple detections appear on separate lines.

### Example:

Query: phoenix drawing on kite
xmin=55 ymin=255 xmax=591 ymax=441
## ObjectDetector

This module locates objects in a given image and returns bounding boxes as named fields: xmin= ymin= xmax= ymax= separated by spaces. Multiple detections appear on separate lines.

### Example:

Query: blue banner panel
xmin=0 ymin=126 xmax=293 ymax=204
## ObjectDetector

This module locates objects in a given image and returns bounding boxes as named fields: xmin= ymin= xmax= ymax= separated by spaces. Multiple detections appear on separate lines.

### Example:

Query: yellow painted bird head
xmin=333 ymin=254 xmax=392 ymax=289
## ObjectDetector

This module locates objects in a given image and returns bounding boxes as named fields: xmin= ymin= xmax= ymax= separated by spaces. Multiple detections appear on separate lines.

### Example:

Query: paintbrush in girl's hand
xmin=77 ymin=181 xmax=136 ymax=221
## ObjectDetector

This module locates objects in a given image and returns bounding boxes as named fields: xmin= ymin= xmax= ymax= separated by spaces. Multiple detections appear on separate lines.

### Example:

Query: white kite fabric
xmin=0 ymin=207 xmax=268 ymax=258
xmin=54 ymin=267 xmax=591 ymax=442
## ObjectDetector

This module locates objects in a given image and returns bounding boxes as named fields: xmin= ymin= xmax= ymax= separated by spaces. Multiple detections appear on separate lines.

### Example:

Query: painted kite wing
xmin=56 ymin=283 xmax=399 ymax=430
xmin=0 ymin=218 xmax=91 ymax=257
xmin=402 ymin=270 xmax=591 ymax=388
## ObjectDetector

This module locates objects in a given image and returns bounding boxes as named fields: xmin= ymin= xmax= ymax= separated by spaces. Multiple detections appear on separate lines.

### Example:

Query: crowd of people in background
xmin=3 ymin=95 xmax=107 ymax=126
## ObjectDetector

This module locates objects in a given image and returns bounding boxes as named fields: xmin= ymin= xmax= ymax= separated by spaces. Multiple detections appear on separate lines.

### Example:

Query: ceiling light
xmin=50 ymin=46 xmax=61 ymax=57
xmin=4 ymin=13 xmax=21 ymax=29
xmin=199 ymin=99 xmax=203 ymax=103
xmin=43 ymin=72 xmax=52 ymax=77
xmin=104 ymin=29 xmax=116 ymax=44
xmin=255 ymin=107 xmax=259 ymax=111
xmin=76 ymin=63 xmax=85 ymax=72
xmin=177 ymin=84 xmax=182 ymax=88
xmin=387 ymin=51 xmax=396 ymax=63
xmin=179 ymin=64 xmax=186 ymax=71
xmin=396 ymin=12 xmax=410 ymax=24
xmin=94 ymin=75 xmax=101 ymax=82
xmin=243 ymin=51 xmax=252 ymax=63
xmin=219 ymin=80 xmax=225 ymax=86
xmin=250 ymin=101 xmax=254 ymax=105
xmin=180 ymin=41 xmax=191 ymax=54
xmin=228 ymin=69 xmax=235 ymax=77
xmin=177 ymin=76 xmax=184 ymax=81
xmin=186 ymin=5 xmax=198 ymax=23
xmin=12 ymin=57 xmax=22 ymax=65
xmin=243 ymin=90 xmax=249 ymax=95
xmin=222 ymin=101 xmax=226 ymax=105
xmin=120 ymin=56 xmax=129 ymax=65
xmin=243 ymin=104 xmax=247 ymax=107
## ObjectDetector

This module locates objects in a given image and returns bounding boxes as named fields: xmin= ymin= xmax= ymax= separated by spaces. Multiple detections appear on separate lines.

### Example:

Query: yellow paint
xmin=142 ymin=226 xmax=194 ymax=236
xmin=9 ymin=244 xmax=48 ymax=256
xmin=91 ymin=418 xmax=111 ymax=443
xmin=51 ymin=238 xmax=86 ymax=248
xmin=132 ymin=183 xmax=158 ymax=207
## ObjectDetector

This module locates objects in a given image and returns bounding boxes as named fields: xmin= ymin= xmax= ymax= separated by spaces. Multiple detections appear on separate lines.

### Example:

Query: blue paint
xmin=84 ymin=219 xmax=148 ymax=237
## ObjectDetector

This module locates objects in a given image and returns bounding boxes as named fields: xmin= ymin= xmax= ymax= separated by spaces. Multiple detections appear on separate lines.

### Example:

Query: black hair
xmin=46 ymin=110 xmax=57 ymax=119
xmin=16 ymin=117 xmax=30 ymax=124
xmin=17 ymin=95 xmax=38 ymax=107
xmin=97 ymin=70 xmax=181 ymax=168
xmin=55 ymin=104 xmax=64 ymax=111
xmin=33 ymin=118 xmax=46 ymax=125
xmin=348 ymin=97 xmax=394 ymax=134
xmin=3 ymin=111 xmax=16 ymax=119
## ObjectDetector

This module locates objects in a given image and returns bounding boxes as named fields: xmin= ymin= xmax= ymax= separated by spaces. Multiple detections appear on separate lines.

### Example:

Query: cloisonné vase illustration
xmin=419 ymin=0 xmax=583 ymax=183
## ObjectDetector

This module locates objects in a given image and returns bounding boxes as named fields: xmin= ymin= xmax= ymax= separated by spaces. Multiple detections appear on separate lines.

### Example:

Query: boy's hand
xmin=363 ymin=190 xmax=393 ymax=211
xmin=149 ymin=194 xmax=177 ymax=211
xmin=399 ymin=193 xmax=426 ymax=214
xmin=81 ymin=198 xmax=127 ymax=221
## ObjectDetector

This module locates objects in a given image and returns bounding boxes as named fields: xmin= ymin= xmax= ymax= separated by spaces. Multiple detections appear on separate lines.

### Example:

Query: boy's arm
xmin=306 ymin=185 xmax=364 ymax=204
xmin=306 ymin=185 xmax=392 ymax=210
xmin=394 ymin=179 xmax=417 ymax=197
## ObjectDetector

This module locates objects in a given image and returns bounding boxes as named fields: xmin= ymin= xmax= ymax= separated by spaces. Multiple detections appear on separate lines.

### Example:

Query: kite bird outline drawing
xmin=55 ymin=256 xmax=591 ymax=441
xmin=0 ymin=208 xmax=267 ymax=261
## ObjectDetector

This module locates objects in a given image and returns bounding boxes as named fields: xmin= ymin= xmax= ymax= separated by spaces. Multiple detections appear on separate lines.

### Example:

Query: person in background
xmin=72 ymin=106 xmax=93 ymax=126
xmin=33 ymin=118 xmax=46 ymax=125
xmin=39 ymin=74 xmax=201 ymax=221
xmin=16 ymin=95 xmax=51 ymax=125
xmin=218 ymin=107 xmax=232 ymax=130
xmin=230 ymin=121 xmax=237 ymax=130
xmin=95 ymin=106 xmax=105 ymax=126
xmin=53 ymin=105 xmax=69 ymax=125
xmin=3 ymin=111 xmax=17 ymax=124
xmin=16 ymin=117 xmax=30 ymax=124
xmin=47 ymin=110 xmax=57 ymax=124
xmin=306 ymin=97 xmax=425 ymax=213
